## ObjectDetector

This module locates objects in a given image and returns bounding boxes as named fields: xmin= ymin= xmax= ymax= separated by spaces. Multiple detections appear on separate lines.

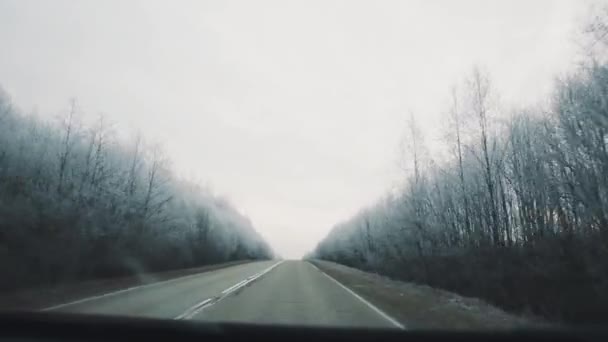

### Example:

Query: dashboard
xmin=0 ymin=312 xmax=603 ymax=342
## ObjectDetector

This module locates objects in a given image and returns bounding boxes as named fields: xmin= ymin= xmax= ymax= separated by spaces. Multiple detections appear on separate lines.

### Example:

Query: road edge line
xmin=42 ymin=261 xmax=256 ymax=311
xmin=307 ymin=262 xmax=406 ymax=330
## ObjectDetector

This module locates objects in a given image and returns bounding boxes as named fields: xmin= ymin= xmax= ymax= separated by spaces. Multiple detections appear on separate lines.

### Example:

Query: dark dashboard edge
xmin=0 ymin=311 xmax=604 ymax=341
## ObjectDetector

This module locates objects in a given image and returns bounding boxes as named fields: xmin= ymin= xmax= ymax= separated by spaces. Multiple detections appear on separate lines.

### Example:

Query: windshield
xmin=0 ymin=0 xmax=607 ymax=330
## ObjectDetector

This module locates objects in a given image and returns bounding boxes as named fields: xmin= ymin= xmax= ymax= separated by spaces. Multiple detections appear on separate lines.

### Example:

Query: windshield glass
xmin=0 ymin=0 xmax=607 ymax=330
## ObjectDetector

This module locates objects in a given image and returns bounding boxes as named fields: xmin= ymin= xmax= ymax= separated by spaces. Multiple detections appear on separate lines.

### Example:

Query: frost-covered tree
xmin=311 ymin=30 xmax=608 ymax=323
xmin=0 ymin=92 xmax=273 ymax=291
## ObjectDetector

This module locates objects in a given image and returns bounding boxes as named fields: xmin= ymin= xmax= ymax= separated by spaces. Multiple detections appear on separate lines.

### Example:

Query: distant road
xmin=47 ymin=260 xmax=402 ymax=328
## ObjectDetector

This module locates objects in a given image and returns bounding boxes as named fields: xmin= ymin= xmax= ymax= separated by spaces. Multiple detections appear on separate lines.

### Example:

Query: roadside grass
xmin=310 ymin=260 xmax=546 ymax=330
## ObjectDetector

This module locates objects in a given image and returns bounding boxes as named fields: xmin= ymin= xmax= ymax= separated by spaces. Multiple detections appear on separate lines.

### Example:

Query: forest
xmin=0 ymin=91 xmax=273 ymax=292
xmin=310 ymin=11 xmax=608 ymax=324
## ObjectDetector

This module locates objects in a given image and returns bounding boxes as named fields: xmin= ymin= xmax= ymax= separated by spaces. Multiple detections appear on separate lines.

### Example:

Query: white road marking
xmin=221 ymin=279 xmax=248 ymax=294
xmin=42 ymin=262 xmax=255 ymax=311
xmin=174 ymin=298 xmax=213 ymax=320
xmin=221 ymin=260 xmax=284 ymax=296
xmin=175 ymin=260 xmax=284 ymax=320
xmin=308 ymin=262 xmax=406 ymax=330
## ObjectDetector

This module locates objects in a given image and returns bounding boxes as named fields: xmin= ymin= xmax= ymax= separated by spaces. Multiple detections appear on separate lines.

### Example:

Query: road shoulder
xmin=309 ymin=259 xmax=537 ymax=330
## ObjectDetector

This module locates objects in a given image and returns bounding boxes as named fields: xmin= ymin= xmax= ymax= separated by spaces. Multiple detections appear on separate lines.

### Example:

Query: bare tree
xmin=57 ymin=99 xmax=79 ymax=195
xmin=447 ymin=85 xmax=472 ymax=244
xmin=466 ymin=67 xmax=502 ymax=246
xmin=141 ymin=144 xmax=172 ymax=223
xmin=126 ymin=133 xmax=143 ymax=198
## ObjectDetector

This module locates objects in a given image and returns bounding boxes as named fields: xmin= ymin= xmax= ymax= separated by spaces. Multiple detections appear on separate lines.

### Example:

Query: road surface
xmin=47 ymin=260 xmax=402 ymax=328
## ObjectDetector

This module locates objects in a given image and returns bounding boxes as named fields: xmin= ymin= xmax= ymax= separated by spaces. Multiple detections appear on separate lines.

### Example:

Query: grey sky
xmin=0 ymin=0 xmax=596 ymax=258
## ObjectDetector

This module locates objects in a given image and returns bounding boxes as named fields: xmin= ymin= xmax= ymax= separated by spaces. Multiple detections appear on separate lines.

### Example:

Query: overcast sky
xmin=0 ymin=0 xmax=598 ymax=258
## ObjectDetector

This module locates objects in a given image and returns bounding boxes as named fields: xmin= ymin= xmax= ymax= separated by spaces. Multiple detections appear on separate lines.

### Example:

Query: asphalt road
xmin=48 ymin=260 xmax=402 ymax=328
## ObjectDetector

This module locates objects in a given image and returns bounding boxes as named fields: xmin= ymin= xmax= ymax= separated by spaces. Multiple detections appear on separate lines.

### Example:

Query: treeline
xmin=310 ymin=18 xmax=608 ymax=324
xmin=0 ymin=91 xmax=273 ymax=292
